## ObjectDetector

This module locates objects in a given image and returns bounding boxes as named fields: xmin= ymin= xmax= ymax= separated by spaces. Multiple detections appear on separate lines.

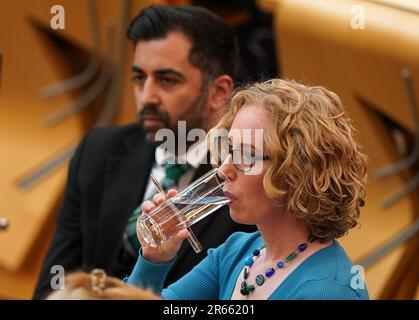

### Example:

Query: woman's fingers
xmin=153 ymin=193 xmax=166 ymax=206
xmin=174 ymin=229 xmax=190 ymax=242
xmin=136 ymin=188 xmax=188 ymax=263
xmin=141 ymin=200 xmax=155 ymax=213
xmin=141 ymin=192 xmax=170 ymax=214
xmin=166 ymin=189 xmax=178 ymax=198
xmin=144 ymin=189 xmax=178 ymax=210
xmin=142 ymin=228 xmax=189 ymax=264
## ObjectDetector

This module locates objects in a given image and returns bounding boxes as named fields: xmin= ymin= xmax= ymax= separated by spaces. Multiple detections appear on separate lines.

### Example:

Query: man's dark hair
xmin=127 ymin=5 xmax=239 ymax=80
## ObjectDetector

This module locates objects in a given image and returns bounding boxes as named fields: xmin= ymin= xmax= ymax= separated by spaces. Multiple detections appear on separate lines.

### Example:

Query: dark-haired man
xmin=33 ymin=5 xmax=255 ymax=299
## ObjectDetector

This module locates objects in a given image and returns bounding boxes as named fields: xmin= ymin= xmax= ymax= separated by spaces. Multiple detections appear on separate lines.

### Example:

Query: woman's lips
xmin=223 ymin=191 xmax=236 ymax=206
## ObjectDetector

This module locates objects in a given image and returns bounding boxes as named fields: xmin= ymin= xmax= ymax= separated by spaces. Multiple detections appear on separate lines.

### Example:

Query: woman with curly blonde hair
xmin=127 ymin=78 xmax=369 ymax=300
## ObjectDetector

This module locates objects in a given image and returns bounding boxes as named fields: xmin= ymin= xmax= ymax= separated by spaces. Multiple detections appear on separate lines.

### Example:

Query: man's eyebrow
xmin=131 ymin=66 xmax=185 ymax=80
xmin=131 ymin=66 xmax=143 ymax=73
xmin=154 ymin=68 xmax=185 ymax=79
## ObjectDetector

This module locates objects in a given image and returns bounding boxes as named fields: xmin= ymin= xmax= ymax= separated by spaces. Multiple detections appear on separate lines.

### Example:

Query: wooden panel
xmin=260 ymin=0 xmax=419 ymax=299
xmin=0 ymin=0 xmax=153 ymax=299
xmin=0 ymin=1 xmax=86 ymax=273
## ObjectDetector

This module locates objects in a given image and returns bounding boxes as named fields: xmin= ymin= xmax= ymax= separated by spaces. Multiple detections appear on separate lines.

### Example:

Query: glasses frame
xmin=214 ymin=136 xmax=270 ymax=172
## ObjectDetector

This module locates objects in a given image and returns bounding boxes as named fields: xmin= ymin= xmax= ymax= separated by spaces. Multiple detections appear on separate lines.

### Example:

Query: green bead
xmin=285 ymin=251 xmax=297 ymax=263
xmin=243 ymin=267 xmax=249 ymax=280
xmin=255 ymin=274 xmax=265 ymax=286
xmin=241 ymin=281 xmax=247 ymax=290
xmin=308 ymin=235 xmax=316 ymax=243
xmin=246 ymin=285 xmax=255 ymax=292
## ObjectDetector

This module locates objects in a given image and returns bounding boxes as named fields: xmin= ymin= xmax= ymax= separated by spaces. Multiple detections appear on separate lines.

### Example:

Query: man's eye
xmin=131 ymin=75 xmax=145 ymax=85
xmin=160 ymin=77 xmax=177 ymax=86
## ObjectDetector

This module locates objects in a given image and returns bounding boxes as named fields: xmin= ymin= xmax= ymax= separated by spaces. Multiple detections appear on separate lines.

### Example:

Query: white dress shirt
xmin=141 ymin=139 xmax=208 ymax=202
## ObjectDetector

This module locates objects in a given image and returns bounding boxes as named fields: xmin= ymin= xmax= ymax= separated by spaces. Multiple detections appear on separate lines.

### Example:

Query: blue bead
xmin=298 ymin=243 xmax=307 ymax=252
xmin=265 ymin=268 xmax=275 ymax=277
xmin=245 ymin=257 xmax=254 ymax=267
xmin=277 ymin=261 xmax=284 ymax=268
xmin=253 ymin=249 xmax=261 ymax=257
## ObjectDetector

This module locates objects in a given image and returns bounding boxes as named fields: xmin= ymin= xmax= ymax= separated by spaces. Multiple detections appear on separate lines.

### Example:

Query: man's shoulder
xmin=72 ymin=123 xmax=148 ymax=166
xmin=87 ymin=123 xmax=143 ymax=142
xmin=81 ymin=123 xmax=145 ymax=152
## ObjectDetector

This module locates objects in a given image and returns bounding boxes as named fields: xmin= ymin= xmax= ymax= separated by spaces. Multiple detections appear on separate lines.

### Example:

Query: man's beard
xmin=137 ymin=89 xmax=208 ymax=147
xmin=137 ymin=104 xmax=170 ymax=143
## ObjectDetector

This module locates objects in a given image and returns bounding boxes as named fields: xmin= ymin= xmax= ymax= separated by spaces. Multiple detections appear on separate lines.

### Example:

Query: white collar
xmin=155 ymin=139 xmax=208 ymax=169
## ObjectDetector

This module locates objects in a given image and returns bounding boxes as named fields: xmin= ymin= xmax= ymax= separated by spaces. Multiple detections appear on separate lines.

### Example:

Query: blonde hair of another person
xmin=46 ymin=269 xmax=160 ymax=300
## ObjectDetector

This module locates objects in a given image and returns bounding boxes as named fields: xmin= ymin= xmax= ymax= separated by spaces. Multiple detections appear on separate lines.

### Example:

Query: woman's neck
xmin=257 ymin=211 xmax=311 ymax=261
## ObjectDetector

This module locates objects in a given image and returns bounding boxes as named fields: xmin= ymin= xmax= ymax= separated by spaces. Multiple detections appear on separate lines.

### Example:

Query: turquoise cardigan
xmin=127 ymin=231 xmax=369 ymax=300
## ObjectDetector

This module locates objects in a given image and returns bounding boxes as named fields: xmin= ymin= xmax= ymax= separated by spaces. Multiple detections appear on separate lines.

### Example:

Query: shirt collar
xmin=155 ymin=139 xmax=208 ymax=169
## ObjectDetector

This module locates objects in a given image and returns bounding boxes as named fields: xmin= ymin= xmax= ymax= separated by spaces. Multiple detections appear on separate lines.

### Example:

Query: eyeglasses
xmin=213 ymin=136 xmax=270 ymax=172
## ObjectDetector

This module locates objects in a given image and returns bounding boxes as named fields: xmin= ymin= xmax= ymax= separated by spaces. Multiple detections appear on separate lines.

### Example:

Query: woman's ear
xmin=207 ymin=75 xmax=234 ymax=112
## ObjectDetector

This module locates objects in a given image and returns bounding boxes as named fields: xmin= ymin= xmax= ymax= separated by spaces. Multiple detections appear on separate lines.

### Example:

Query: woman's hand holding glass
xmin=136 ymin=189 xmax=190 ymax=264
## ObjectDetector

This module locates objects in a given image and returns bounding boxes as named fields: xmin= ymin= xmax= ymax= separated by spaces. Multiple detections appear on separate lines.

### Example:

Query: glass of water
xmin=137 ymin=168 xmax=230 ymax=249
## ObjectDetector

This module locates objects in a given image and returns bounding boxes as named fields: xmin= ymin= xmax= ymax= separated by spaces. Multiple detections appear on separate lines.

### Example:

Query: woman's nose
xmin=219 ymin=154 xmax=236 ymax=182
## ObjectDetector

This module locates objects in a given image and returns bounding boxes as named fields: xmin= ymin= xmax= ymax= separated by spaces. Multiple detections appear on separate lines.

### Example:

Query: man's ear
xmin=207 ymin=75 xmax=234 ymax=112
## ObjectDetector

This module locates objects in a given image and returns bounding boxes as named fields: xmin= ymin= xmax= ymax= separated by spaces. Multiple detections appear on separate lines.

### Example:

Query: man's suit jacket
xmin=33 ymin=123 xmax=255 ymax=299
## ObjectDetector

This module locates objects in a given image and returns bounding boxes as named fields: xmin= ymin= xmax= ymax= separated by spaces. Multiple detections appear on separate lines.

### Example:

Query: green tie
xmin=124 ymin=163 xmax=192 ymax=255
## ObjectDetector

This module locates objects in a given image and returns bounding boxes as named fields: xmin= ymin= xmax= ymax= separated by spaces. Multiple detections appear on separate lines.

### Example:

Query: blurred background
xmin=0 ymin=0 xmax=418 ymax=299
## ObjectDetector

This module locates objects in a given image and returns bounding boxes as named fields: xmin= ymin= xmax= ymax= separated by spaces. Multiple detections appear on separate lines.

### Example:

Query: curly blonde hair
xmin=211 ymin=79 xmax=368 ymax=241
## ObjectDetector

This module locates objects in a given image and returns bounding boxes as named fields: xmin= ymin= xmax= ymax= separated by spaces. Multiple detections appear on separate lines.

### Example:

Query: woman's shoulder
xmin=285 ymin=240 xmax=369 ymax=300
xmin=292 ymin=277 xmax=369 ymax=300
xmin=304 ymin=240 xmax=358 ymax=281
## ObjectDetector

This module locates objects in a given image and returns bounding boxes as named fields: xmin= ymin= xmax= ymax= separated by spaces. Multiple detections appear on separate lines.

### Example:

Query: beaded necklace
xmin=240 ymin=235 xmax=316 ymax=296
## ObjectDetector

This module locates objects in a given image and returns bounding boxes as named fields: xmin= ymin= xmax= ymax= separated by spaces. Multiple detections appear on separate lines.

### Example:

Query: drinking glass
xmin=137 ymin=168 xmax=230 ymax=249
